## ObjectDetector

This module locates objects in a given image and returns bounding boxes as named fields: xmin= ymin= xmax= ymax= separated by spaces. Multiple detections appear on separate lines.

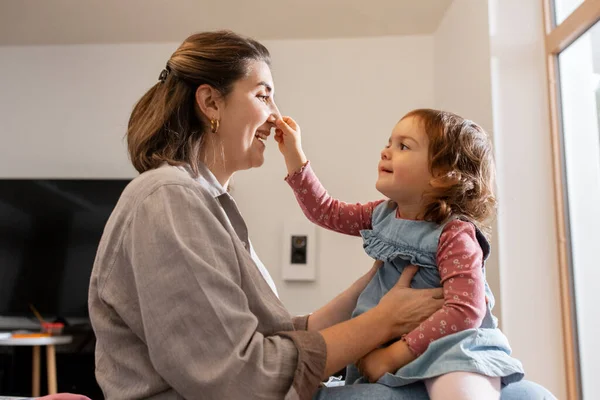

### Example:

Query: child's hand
xmin=357 ymin=339 xmax=417 ymax=383
xmin=274 ymin=116 xmax=307 ymax=175
xmin=274 ymin=116 xmax=301 ymax=154
xmin=356 ymin=347 xmax=397 ymax=383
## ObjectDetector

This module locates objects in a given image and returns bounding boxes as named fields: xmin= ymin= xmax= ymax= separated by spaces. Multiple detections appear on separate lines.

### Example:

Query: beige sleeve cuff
xmin=292 ymin=314 xmax=310 ymax=331
xmin=277 ymin=330 xmax=327 ymax=400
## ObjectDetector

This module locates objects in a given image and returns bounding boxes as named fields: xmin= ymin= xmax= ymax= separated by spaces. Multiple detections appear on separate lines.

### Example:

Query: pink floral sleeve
xmin=404 ymin=220 xmax=487 ymax=356
xmin=285 ymin=161 xmax=384 ymax=236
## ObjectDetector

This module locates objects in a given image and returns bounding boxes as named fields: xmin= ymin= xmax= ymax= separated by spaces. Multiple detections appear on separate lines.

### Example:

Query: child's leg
xmin=425 ymin=372 xmax=501 ymax=400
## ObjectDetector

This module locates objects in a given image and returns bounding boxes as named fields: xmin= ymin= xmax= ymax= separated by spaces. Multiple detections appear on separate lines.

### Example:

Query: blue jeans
xmin=313 ymin=380 xmax=556 ymax=400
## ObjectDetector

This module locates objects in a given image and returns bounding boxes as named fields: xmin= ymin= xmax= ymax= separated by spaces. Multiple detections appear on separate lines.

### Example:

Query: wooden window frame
xmin=541 ymin=0 xmax=600 ymax=399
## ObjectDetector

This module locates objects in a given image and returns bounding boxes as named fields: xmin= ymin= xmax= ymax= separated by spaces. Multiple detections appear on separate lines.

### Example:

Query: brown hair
xmin=127 ymin=31 xmax=271 ymax=176
xmin=403 ymin=109 xmax=497 ymax=236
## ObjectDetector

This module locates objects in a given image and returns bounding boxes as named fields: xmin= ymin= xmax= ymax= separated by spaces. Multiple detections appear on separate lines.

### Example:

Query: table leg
xmin=47 ymin=345 xmax=57 ymax=394
xmin=32 ymin=345 xmax=40 ymax=397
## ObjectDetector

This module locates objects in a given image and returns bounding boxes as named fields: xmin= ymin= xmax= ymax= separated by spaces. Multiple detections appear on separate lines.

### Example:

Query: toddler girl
xmin=274 ymin=109 xmax=524 ymax=400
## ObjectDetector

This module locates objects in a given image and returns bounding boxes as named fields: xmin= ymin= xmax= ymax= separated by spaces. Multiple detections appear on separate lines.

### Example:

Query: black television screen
xmin=0 ymin=179 xmax=129 ymax=318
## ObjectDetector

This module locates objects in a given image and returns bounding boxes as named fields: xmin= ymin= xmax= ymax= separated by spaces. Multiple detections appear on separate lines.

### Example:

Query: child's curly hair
xmin=404 ymin=109 xmax=497 ymax=237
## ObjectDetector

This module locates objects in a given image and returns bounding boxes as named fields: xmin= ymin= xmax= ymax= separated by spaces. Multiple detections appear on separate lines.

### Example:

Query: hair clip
xmin=158 ymin=65 xmax=171 ymax=83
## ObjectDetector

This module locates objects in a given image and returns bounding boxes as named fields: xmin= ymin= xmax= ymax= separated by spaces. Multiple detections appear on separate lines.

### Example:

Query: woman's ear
xmin=195 ymin=84 xmax=222 ymax=121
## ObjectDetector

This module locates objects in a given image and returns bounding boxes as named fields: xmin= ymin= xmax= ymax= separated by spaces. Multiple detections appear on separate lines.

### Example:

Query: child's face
xmin=376 ymin=116 xmax=432 ymax=209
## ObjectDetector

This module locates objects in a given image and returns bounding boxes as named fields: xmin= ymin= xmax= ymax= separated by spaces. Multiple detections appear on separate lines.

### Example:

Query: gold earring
xmin=210 ymin=119 xmax=219 ymax=134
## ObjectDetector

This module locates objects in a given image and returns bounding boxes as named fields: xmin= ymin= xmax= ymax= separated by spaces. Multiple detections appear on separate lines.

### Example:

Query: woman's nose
xmin=266 ymin=103 xmax=281 ymax=128
xmin=269 ymin=101 xmax=281 ymax=120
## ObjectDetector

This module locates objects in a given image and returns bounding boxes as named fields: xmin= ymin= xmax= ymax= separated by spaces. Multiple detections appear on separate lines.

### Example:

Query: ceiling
xmin=0 ymin=0 xmax=454 ymax=46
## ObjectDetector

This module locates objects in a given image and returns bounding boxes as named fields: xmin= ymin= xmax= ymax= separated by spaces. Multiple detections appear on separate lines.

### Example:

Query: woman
xmin=88 ymin=31 xmax=554 ymax=399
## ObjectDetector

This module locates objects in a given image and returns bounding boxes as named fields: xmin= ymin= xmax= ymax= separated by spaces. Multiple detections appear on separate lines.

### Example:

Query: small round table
xmin=0 ymin=335 xmax=72 ymax=397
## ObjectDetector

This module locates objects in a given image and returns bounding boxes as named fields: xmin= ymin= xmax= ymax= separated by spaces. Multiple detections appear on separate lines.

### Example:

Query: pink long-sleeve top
xmin=285 ymin=162 xmax=487 ymax=356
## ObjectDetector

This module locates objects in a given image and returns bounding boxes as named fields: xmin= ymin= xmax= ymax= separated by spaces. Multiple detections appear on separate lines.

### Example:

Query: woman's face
xmin=216 ymin=60 xmax=280 ymax=174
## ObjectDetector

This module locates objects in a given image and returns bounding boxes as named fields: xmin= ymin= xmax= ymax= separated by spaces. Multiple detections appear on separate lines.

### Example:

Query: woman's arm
xmin=124 ymin=185 xmax=324 ymax=400
xmin=306 ymin=260 xmax=383 ymax=332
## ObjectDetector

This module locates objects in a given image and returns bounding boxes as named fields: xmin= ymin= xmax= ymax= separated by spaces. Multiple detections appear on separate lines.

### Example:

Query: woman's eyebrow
xmin=256 ymin=81 xmax=273 ymax=93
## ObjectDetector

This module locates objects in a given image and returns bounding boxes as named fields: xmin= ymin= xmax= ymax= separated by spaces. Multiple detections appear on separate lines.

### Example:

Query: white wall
xmin=0 ymin=36 xmax=435 ymax=317
xmin=235 ymin=36 xmax=435 ymax=315
xmin=0 ymin=43 xmax=173 ymax=178
xmin=434 ymin=1 xmax=494 ymax=126
xmin=488 ymin=0 xmax=567 ymax=398
xmin=433 ymin=0 xmax=501 ymax=321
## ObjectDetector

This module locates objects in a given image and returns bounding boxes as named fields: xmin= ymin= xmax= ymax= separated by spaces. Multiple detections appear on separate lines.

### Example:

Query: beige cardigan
xmin=88 ymin=163 xmax=327 ymax=399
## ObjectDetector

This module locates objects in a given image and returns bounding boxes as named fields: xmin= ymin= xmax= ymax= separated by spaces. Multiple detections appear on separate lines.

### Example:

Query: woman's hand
xmin=375 ymin=265 xmax=445 ymax=339
xmin=273 ymin=116 xmax=307 ymax=175
xmin=318 ymin=265 xmax=443 ymax=378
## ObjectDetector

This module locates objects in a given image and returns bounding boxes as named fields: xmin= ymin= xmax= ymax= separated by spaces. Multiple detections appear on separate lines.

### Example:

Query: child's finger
xmin=274 ymin=118 xmax=293 ymax=135
xmin=275 ymin=116 xmax=298 ymax=135
xmin=281 ymin=116 xmax=299 ymax=130
xmin=274 ymin=131 xmax=283 ymax=143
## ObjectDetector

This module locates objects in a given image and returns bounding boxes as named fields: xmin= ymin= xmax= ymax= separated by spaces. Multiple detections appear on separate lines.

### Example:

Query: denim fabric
xmin=345 ymin=202 xmax=524 ymax=387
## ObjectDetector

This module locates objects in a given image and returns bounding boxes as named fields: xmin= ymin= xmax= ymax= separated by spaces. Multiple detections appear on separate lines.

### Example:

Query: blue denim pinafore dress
xmin=345 ymin=202 xmax=525 ymax=387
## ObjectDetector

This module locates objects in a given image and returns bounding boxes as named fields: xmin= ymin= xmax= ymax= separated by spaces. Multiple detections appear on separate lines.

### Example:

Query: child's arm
xmin=358 ymin=220 xmax=486 ymax=381
xmin=403 ymin=220 xmax=487 ymax=355
xmin=286 ymin=161 xmax=384 ymax=235
xmin=275 ymin=117 xmax=384 ymax=236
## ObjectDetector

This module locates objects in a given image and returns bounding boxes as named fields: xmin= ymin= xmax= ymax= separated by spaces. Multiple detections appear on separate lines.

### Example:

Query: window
xmin=554 ymin=0 xmax=585 ymax=24
xmin=543 ymin=1 xmax=600 ymax=399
